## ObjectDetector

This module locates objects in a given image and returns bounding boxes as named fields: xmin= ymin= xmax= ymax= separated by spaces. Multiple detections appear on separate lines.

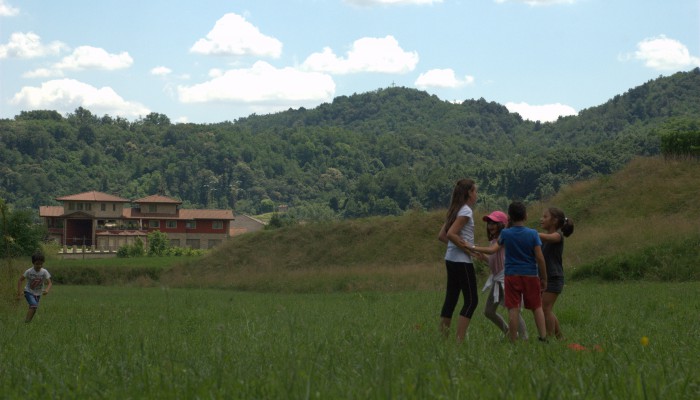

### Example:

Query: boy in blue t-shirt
xmin=471 ymin=201 xmax=548 ymax=342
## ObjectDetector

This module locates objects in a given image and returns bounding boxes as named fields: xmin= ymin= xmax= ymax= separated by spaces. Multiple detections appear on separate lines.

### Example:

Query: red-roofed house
xmin=40 ymin=191 xmax=235 ymax=251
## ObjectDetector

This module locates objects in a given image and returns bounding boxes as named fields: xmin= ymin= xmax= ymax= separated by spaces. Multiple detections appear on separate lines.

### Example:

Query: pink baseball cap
xmin=483 ymin=211 xmax=508 ymax=225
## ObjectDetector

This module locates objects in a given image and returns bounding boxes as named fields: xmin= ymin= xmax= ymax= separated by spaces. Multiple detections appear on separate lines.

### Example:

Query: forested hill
xmin=1 ymin=68 xmax=699 ymax=219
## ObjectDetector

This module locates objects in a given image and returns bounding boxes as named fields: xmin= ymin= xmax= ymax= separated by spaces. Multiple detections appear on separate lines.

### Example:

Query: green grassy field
xmin=1 ymin=157 xmax=699 ymax=398
xmin=2 ymin=282 xmax=698 ymax=399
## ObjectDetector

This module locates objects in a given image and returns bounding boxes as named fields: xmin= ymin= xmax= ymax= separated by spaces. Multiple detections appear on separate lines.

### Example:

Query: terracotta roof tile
xmin=56 ymin=191 xmax=130 ymax=202
xmin=43 ymin=191 xmax=234 ymax=221
xmin=39 ymin=206 xmax=64 ymax=217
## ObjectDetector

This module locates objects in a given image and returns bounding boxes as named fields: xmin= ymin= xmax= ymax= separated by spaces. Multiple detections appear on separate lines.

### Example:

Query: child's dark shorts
xmin=24 ymin=291 xmax=41 ymax=309
xmin=545 ymin=275 xmax=564 ymax=294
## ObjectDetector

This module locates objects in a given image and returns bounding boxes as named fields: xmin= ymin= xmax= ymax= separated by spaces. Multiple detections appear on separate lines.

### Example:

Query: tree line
xmin=1 ymin=68 xmax=699 ymax=223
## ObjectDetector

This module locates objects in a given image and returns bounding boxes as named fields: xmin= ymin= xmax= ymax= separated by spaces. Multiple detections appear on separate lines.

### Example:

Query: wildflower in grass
xmin=640 ymin=336 xmax=650 ymax=346
xmin=567 ymin=343 xmax=587 ymax=351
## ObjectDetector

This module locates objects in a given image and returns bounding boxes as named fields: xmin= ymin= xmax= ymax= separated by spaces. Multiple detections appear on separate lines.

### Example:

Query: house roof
xmin=39 ymin=206 xmax=63 ymax=217
xmin=40 ymin=206 xmax=234 ymax=221
xmin=38 ymin=207 xmax=97 ymax=218
xmin=132 ymin=194 xmax=182 ymax=204
xmin=56 ymin=191 xmax=130 ymax=202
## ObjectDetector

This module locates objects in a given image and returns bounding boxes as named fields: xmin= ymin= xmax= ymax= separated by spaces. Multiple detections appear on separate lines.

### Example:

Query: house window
xmin=148 ymin=204 xmax=157 ymax=213
xmin=48 ymin=218 xmax=64 ymax=229
xmin=68 ymin=203 xmax=75 ymax=211
xmin=169 ymin=239 xmax=180 ymax=247
xmin=101 ymin=203 xmax=106 ymax=211
xmin=166 ymin=220 xmax=177 ymax=229
xmin=186 ymin=220 xmax=196 ymax=229
xmin=185 ymin=239 xmax=200 ymax=249
xmin=212 ymin=221 xmax=224 ymax=229
xmin=85 ymin=203 xmax=92 ymax=211
xmin=98 ymin=219 xmax=118 ymax=229
xmin=77 ymin=203 xmax=83 ymax=211
xmin=113 ymin=204 xmax=116 ymax=211
xmin=148 ymin=220 xmax=160 ymax=228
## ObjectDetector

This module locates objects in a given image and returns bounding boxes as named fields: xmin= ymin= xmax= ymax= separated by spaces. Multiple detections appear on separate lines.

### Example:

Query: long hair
xmin=548 ymin=207 xmax=574 ymax=237
xmin=445 ymin=178 xmax=476 ymax=229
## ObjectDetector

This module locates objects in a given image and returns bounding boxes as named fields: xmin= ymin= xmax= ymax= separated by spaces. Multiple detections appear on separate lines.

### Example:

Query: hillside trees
xmin=1 ymin=68 xmax=699 ymax=219
xmin=659 ymin=117 xmax=700 ymax=158
xmin=0 ymin=198 xmax=47 ymax=258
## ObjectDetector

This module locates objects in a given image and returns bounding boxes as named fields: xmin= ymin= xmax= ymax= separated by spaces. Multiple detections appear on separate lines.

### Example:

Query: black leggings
xmin=440 ymin=260 xmax=478 ymax=319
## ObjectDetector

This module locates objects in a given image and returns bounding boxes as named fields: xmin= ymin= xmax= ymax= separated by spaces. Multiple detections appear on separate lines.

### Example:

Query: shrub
xmin=147 ymin=231 xmax=170 ymax=256
xmin=117 ymin=238 xmax=146 ymax=258
xmin=571 ymin=233 xmax=700 ymax=281
xmin=0 ymin=198 xmax=47 ymax=258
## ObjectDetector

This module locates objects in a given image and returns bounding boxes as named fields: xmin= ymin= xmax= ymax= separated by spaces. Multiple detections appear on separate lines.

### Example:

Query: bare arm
xmin=539 ymin=231 xmax=562 ymax=244
xmin=534 ymin=245 xmax=547 ymax=290
xmin=17 ymin=276 xmax=25 ymax=298
xmin=471 ymin=242 xmax=500 ymax=255
xmin=473 ymin=251 xmax=489 ymax=263
xmin=43 ymin=278 xmax=52 ymax=295
xmin=438 ymin=223 xmax=448 ymax=244
xmin=446 ymin=216 xmax=472 ymax=252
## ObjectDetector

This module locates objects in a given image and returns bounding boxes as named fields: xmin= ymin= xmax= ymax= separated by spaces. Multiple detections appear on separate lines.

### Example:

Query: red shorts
xmin=504 ymin=275 xmax=542 ymax=310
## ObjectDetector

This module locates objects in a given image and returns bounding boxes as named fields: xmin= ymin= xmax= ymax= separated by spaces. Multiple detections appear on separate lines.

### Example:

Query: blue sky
xmin=1 ymin=0 xmax=698 ymax=124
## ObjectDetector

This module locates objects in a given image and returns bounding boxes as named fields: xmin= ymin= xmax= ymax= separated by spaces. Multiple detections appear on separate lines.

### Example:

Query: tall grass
xmin=4 ymin=156 xmax=698 ymax=295
xmin=162 ymin=157 xmax=700 ymax=291
xmin=1 ymin=282 xmax=698 ymax=398
xmin=163 ymin=211 xmax=453 ymax=291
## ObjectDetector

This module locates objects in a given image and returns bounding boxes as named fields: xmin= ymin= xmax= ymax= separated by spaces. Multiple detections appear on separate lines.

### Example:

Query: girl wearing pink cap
xmin=474 ymin=211 xmax=528 ymax=339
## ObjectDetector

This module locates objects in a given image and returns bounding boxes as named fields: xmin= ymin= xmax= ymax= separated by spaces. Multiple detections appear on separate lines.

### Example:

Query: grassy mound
xmin=162 ymin=156 xmax=700 ymax=290
xmin=5 ymin=156 xmax=696 ymax=294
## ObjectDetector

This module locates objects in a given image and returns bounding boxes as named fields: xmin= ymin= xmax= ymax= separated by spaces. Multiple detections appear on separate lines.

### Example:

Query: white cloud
xmin=22 ymin=68 xmax=64 ymax=79
xmin=11 ymin=79 xmax=150 ymax=118
xmin=302 ymin=35 xmax=419 ymax=74
xmin=178 ymin=61 xmax=335 ymax=105
xmin=415 ymin=68 xmax=474 ymax=89
xmin=208 ymin=68 xmax=224 ymax=78
xmin=54 ymin=46 xmax=133 ymax=71
xmin=151 ymin=66 xmax=172 ymax=76
xmin=505 ymin=102 xmax=577 ymax=122
xmin=345 ymin=0 xmax=442 ymax=5
xmin=0 ymin=0 xmax=19 ymax=16
xmin=633 ymin=35 xmax=700 ymax=71
xmin=0 ymin=32 xmax=66 ymax=59
xmin=190 ymin=13 xmax=282 ymax=58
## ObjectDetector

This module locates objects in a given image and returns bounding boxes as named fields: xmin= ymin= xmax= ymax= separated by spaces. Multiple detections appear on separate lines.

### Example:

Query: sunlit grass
xmin=1 ymin=282 xmax=698 ymax=398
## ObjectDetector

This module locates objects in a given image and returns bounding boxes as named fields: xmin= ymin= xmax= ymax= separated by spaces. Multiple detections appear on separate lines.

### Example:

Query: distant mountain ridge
xmin=1 ymin=68 xmax=699 ymax=218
